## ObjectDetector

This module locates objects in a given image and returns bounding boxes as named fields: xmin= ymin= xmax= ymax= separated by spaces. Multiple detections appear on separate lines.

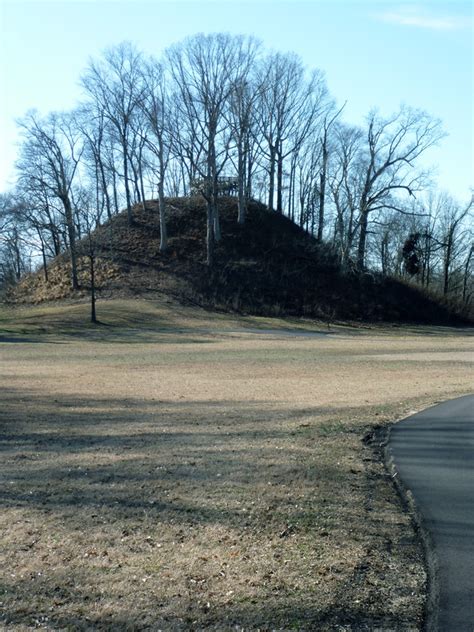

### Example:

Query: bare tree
xmin=81 ymin=42 xmax=146 ymax=226
xmin=462 ymin=241 xmax=473 ymax=307
xmin=404 ymin=192 xmax=444 ymax=288
xmin=354 ymin=106 xmax=445 ymax=270
xmin=383 ymin=189 xmax=474 ymax=310
xmin=76 ymin=192 xmax=101 ymax=323
xmin=293 ymin=138 xmax=322 ymax=230
xmin=0 ymin=194 xmax=25 ymax=285
xmin=139 ymin=57 xmax=172 ymax=251
xmin=224 ymin=38 xmax=261 ymax=223
xmin=16 ymin=111 xmax=83 ymax=289
xmin=254 ymin=53 xmax=328 ymax=215
xmin=167 ymin=33 xmax=257 ymax=265
xmin=0 ymin=193 xmax=12 ymax=235
xmin=437 ymin=193 xmax=473 ymax=296
xmin=75 ymin=104 xmax=114 ymax=224
xmin=6 ymin=31 xmax=468 ymax=321
xmin=289 ymin=103 xmax=342 ymax=235
xmin=14 ymin=187 xmax=64 ymax=281
xmin=315 ymin=103 xmax=345 ymax=241
xmin=329 ymin=123 xmax=364 ymax=264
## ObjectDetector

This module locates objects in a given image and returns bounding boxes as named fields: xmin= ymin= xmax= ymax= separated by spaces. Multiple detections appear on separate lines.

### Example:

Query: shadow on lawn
xmin=0 ymin=385 xmax=364 ymax=527
xmin=0 ymin=386 xmax=422 ymax=631
xmin=0 ymin=334 xmax=59 ymax=344
xmin=0 ymin=326 xmax=217 ymax=345
xmin=0 ymin=578 xmax=415 ymax=632
xmin=0 ymin=388 xmax=353 ymax=525
xmin=1 ymin=301 xmax=223 ymax=344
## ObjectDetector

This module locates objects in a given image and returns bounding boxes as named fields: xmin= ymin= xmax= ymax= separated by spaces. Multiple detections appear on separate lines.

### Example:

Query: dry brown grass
xmin=1 ymin=299 xmax=472 ymax=630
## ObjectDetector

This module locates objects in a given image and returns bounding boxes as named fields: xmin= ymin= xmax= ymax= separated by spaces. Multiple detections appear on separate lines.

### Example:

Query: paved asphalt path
xmin=389 ymin=395 xmax=474 ymax=632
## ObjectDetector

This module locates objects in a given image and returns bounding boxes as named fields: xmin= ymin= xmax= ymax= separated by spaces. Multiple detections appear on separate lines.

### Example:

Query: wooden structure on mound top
xmin=190 ymin=176 xmax=238 ymax=197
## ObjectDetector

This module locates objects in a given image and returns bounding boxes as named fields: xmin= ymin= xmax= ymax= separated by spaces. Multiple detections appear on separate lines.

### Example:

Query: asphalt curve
xmin=388 ymin=395 xmax=474 ymax=632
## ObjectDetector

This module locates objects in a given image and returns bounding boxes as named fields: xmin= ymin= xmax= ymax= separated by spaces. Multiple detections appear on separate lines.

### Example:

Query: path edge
xmin=384 ymin=422 xmax=440 ymax=632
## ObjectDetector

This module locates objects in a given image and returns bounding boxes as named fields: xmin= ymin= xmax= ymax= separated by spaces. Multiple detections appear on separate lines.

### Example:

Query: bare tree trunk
xmin=138 ymin=168 xmax=146 ymax=211
xmin=51 ymin=229 xmax=61 ymax=256
xmin=357 ymin=207 xmax=369 ymax=271
xmin=122 ymin=140 xmax=133 ymax=225
xmin=425 ymin=253 xmax=431 ymax=288
xmin=462 ymin=244 xmax=473 ymax=304
xmin=138 ymin=141 xmax=147 ymax=210
xmin=443 ymin=232 xmax=453 ymax=296
xmin=90 ymin=253 xmax=97 ymax=323
xmin=317 ymin=140 xmax=328 ymax=241
xmin=246 ymin=142 xmax=253 ymax=200
xmin=299 ymin=192 xmax=305 ymax=228
xmin=209 ymin=136 xmax=221 ymax=242
xmin=111 ymin=166 xmax=120 ymax=215
xmin=99 ymin=161 xmax=112 ymax=220
xmin=276 ymin=145 xmax=283 ymax=214
xmin=288 ymin=166 xmax=293 ymax=222
xmin=212 ymin=192 xmax=221 ymax=242
xmin=63 ymin=196 xmax=79 ymax=289
xmin=95 ymin=164 xmax=101 ymax=224
xmin=309 ymin=200 xmax=315 ymax=235
xmin=180 ymin=163 xmax=188 ymax=196
xmin=158 ymin=165 xmax=168 ymax=253
xmin=12 ymin=233 xmax=22 ymax=281
xmin=237 ymin=140 xmax=246 ymax=224
xmin=381 ymin=233 xmax=389 ymax=275
xmin=38 ymin=231 xmax=49 ymax=282
xmin=206 ymin=201 xmax=214 ymax=267
xmin=131 ymin=163 xmax=142 ymax=205
xmin=268 ymin=146 xmax=276 ymax=211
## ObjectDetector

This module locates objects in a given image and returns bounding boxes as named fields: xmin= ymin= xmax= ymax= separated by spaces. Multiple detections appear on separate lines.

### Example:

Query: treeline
xmin=0 ymin=34 xmax=472 ymax=309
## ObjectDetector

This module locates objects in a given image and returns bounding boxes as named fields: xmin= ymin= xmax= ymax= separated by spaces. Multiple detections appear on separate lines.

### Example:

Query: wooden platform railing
xmin=190 ymin=177 xmax=239 ymax=196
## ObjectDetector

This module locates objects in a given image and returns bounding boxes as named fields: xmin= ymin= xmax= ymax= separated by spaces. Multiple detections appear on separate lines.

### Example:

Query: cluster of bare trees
xmin=398 ymin=193 xmax=473 ymax=300
xmin=1 ymin=34 xmax=472 ymax=309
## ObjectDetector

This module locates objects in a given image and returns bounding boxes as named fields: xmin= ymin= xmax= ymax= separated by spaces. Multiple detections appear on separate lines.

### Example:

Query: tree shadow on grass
xmin=0 ymin=570 xmax=420 ymax=631
xmin=0 ymin=334 xmax=67 ymax=344
xmin=0 ymin=386 xmax=355 ymax=526
xmin=0 ymin=386 xmax=423 ymax=630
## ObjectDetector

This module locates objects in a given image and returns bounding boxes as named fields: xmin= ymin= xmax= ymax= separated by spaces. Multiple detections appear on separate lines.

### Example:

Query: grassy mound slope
xmin=12 ymin=197 xmax=464 ymax=324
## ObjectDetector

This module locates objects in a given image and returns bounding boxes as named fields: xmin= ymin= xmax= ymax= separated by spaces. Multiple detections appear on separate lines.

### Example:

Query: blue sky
xmin=0 ymin=0 xmax=472 ymax=200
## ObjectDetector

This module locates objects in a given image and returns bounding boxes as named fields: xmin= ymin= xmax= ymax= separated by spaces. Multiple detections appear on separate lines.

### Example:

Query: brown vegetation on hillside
xmin=11 ymin=197 xmax=468 ymax=324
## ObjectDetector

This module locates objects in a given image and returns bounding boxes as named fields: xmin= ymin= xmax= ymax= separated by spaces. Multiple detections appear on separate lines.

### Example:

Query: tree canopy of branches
xmin=5 ymin=35 xmax=472 ymax=313
xmin=16 ymin=110 xmax=83 ymax=289
xmin=166 ymin=33 xmax=260 ymax=265
xmin=81 ymin=42 xmax=146 ymax=226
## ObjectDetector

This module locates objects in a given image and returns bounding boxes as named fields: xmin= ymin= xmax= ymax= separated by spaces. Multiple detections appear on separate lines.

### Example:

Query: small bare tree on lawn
xmin=76 ymin=190 xmax=101 ymax=324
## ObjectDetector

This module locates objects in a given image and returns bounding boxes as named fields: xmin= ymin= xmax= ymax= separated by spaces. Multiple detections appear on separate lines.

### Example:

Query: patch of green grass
xmin=316 ymin=420 xmax=348 ymax=436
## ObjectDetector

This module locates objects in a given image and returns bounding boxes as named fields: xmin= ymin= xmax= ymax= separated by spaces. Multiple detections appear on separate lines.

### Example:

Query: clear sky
xmin=0 ymin=0 xmax=472 ymax=200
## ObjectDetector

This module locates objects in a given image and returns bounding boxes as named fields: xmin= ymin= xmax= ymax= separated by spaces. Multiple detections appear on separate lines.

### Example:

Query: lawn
xmin=1 ymin=299 xmax=472 ymax=630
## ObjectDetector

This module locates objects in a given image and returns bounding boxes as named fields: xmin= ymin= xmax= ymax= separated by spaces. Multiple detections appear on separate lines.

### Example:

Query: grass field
xmin=1 ymin=299 xmax=472 ymax=630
